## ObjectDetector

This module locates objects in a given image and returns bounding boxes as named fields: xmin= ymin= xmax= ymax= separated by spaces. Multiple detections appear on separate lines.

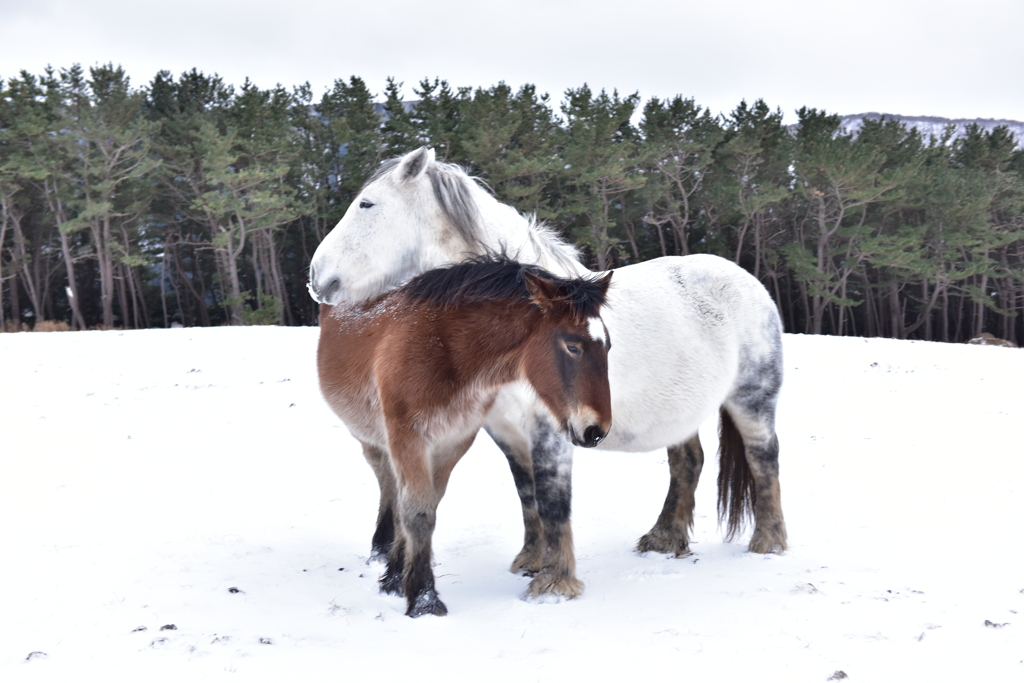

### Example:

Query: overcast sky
xmin=2 ymin=0 xmax=1022 ymax=124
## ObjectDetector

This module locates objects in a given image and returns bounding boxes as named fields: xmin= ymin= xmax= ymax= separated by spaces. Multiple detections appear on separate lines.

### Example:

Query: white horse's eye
xmin=359 ymin=199 xmax=374 ymax=209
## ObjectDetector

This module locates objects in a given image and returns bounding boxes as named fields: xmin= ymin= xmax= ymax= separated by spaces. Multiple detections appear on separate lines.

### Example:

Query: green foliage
xmin=229 ymin=291 xmax=283 ymax=326
xmin=1 ymin=64 xmax=1023 ymax=343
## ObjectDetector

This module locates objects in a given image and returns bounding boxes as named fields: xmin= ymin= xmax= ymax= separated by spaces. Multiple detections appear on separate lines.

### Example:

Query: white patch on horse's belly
xmin=587 ymin=317 xmax=605 ymax=344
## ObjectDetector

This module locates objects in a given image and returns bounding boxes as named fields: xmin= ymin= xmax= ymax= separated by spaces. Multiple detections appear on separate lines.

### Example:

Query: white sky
xmin=2 ymin=0 xmax=1022 ymax=123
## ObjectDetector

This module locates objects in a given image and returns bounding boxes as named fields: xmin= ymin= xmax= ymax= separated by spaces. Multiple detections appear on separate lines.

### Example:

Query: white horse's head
xmin=308 ymin=147 xmax=486 ymax=304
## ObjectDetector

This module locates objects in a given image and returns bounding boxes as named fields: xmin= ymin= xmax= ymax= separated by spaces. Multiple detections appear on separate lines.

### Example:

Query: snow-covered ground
xmin=2 ymin=327 xmax=1021 ymax=681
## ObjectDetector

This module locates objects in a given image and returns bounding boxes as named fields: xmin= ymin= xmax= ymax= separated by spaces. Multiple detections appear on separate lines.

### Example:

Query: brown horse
xmin=317 ymin=255 xmax=613 ymax=617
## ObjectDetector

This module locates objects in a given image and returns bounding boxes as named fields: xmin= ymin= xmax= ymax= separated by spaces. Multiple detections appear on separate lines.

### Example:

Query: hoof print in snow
xmin=150 ymin=638 xmax=168 ymax=648
xmin=160 ymin=624 xmax=177 ymax=631
xmin=228 ymin=587 xmax=243 ymax=594
xmin=25 ymin=651 xmax=47 ymax=662
xmin=132 ymin=625 xmax=147 ymax=632
xmin=827 ymin=672 xmax=848 ymax=681
xmin=984 ymin=620 xmax=1009 ymax=628
xmin=259 ymin=637 xmax=272 ymax=644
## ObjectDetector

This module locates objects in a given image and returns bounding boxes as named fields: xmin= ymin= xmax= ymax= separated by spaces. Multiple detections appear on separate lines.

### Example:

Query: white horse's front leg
xmin=485 ymin=424 xmax=544 ymax=575
xmin=636 ymin=434 xmax=705 ymax=556
xmin=523 ymin=415 xmax=583 ymax=599
xmin=486 ymin=390 xmax=584 ymax=598
xmin=485 ymin=385 xmax=545 ymax=574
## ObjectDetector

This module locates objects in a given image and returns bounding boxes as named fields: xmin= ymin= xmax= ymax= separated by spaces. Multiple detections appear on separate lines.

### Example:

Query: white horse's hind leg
xmin=720 ymin=406 xmax=787 ymax=553
xmin=636 ymin=434 xmax=705 ymax=556
xmin=720 ymin=343 xmax=787 ymax=553
xmin=744 ymin=433 xmax=786 ymax=554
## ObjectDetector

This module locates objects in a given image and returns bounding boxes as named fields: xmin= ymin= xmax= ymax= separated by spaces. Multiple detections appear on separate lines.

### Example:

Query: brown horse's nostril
xmin=581 ymin=425 xmax=605 ymax=448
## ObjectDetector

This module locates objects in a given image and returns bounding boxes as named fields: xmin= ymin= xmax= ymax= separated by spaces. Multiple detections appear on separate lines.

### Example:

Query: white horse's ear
xmin=396 ymin=147 xmax=435 ymax=183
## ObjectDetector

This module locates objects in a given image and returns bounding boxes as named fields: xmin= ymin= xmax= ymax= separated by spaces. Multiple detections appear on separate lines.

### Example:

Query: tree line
xmin=2 ymin=64 xmax=1023 ymax=343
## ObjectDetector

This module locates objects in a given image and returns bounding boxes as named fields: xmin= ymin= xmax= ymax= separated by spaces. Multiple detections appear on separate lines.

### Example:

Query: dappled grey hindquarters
xmin=2 ymin=327 xmax=1022 ymax=679
xmin=2 ymin=68 xmax=1022 ymax=344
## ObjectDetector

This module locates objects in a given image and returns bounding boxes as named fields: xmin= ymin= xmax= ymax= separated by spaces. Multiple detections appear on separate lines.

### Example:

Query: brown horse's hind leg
xmin=636 ymin=434 xmax=705 ymax=556
xmin=485 ymin=428 xmax=544 ymax=575
xmin=360 ymin=442 xmax=398 ymax=562
xmin=379 ymin=533 xmax=405 ymax=596
xmin=524 ymin=417 xmax=584 ymax=600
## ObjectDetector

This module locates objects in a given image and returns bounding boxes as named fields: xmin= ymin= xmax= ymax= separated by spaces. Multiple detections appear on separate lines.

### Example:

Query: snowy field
xmin=2 ymin=327 xmax=1021 ymax=681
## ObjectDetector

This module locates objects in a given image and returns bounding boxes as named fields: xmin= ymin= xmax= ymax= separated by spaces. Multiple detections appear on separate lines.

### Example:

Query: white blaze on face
xmin=587 ymin=316 xmax=607 ymax=346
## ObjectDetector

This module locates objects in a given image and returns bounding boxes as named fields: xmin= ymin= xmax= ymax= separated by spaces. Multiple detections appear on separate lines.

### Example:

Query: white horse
xmin=308 ymin=147 xmax=787 ymax=599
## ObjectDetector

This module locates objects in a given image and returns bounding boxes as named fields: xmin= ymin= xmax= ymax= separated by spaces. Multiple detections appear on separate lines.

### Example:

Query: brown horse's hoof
xmin=525 ymin=568 xmax=584 ymax=600
xmin=635 ymin=526 xmax=692 ymax=557
xmin=407 ymin=590 xmax=447 ymax=617
xmin=379 ymin=569 xmax=404 ymax=596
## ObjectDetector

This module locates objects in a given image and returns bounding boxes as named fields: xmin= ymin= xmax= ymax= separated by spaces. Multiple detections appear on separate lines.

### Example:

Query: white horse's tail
xmin=717 ymin=408 xmax=755 ymax=540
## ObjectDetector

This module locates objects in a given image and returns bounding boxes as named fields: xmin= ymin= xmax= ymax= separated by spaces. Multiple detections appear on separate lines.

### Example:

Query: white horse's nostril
xmin=321 ymin=277 xmax=342 ymax=303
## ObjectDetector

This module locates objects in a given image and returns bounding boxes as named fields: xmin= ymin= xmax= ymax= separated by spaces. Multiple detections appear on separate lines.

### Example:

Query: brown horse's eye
xmin=565 ymin=343 xmax=581 ymax=357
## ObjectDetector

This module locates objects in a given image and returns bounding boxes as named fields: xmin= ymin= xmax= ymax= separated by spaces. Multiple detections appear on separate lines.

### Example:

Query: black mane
xmin=400 ymin=254 xmax=609 ymax=319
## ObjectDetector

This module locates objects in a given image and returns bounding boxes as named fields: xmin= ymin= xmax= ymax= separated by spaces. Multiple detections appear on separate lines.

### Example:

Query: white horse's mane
xmin=372 ymin=154 xmax=585 ymax=275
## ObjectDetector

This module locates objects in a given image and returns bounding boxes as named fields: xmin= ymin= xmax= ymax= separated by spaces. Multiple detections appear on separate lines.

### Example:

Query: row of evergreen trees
xmin=2 ymin=64 xmax=1023 ymax=343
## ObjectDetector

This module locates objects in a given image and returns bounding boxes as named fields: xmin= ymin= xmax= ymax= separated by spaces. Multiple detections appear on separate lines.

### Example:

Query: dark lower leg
xmin=379 ymin=534 xmax=405 ymax=596
xmin=400 ymin=506 xmax=447 ymax=617
xmin=371 ymin=504 xmax=395 ymax=562
xmin=747 ymin=435 xmax=787 ymax=554
xmin=487 ymin=429 xmax=544 ymax=574
xmin=526 ymin=420 xmax=582 ymax=598
xmin=637 ymin=435 xmax=704 ymax=556
xmin=361 ymin=442 xmax=397 ymax=561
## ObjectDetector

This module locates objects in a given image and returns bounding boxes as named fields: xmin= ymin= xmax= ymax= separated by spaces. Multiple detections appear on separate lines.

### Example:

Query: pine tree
xmin=559 ymin=85 xmax=644 ymax=269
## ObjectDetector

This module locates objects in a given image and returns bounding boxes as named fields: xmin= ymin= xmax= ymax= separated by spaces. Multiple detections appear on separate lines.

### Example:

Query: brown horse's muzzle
xmin=570 ymin=422 xmax=609 ymax=448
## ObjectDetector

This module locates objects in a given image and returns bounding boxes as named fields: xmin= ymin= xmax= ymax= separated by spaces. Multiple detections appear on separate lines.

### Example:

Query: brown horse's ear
xmin=597 ymin=272 xmax=613 ymax=299
xmin=524 ymin=271 xmax=559 ymax=313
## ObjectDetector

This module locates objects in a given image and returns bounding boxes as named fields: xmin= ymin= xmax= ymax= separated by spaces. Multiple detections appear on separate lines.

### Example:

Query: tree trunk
xmin=975 ymin=273 xmax=988 ymax=337
xmin=59 ymin=229 xmax=86 ymax=331
xmin=11 ymin=214 xmax=43 ymax=322
xmin=889 ymin=281 xmax=904 ymax=339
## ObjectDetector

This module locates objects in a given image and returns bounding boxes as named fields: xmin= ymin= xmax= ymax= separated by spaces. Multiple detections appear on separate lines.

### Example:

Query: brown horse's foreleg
xmin=636 ymin=434 xmax=705 ymax=556
xmin=485 ymin=427 xmax=544 ymax=575
xmin=524 ymin=417 xmax=583 ymax=599
xmin=389 ymin=424 xmax=475 ymax=617
xmin=360 ymin=441 xmax=398 ymax=562
xmin=397 ymin=495 xmax=446 ymax=617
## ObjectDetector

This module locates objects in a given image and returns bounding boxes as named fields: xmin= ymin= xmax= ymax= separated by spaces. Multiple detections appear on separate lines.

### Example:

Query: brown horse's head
xmin=522 ymin=270 xmax=614 ymax=448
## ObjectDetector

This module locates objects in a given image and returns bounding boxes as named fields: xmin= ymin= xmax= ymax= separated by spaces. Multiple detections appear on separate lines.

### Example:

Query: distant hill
xmin=838 ymin=113 xmax=1024 ymax=147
